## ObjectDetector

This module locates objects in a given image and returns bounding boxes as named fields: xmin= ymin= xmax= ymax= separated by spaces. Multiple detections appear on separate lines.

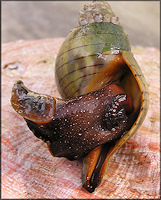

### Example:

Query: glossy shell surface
xmin=55 ymin=22 xmax=131 ymax=99
xmin=55 ymin=1 xmax=149 ymax=182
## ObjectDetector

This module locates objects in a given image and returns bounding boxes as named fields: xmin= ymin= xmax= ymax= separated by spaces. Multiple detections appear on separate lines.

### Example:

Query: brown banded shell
xmin=54 ymin=1 xmax=149 ymax=192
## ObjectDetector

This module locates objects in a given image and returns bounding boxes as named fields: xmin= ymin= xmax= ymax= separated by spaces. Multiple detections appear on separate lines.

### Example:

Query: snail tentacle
xmin=11 ymin=80 xmax=56 ymax=123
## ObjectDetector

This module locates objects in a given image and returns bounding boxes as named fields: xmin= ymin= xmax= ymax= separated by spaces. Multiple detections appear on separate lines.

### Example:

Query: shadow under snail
xmin=11 ymin=1 xmax=149 ymax=193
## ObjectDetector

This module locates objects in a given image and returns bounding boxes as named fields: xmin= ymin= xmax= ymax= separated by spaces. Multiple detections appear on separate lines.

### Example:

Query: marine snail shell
xmin=10 ymin=1 xmax=149 ymax=193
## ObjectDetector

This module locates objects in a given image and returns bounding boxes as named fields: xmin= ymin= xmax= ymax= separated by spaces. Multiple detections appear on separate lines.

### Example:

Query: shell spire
xmin=77 ymin=1 xmax=120 ymax=26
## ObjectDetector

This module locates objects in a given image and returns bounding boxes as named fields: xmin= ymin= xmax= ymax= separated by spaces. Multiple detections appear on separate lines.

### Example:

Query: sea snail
xmin=11 ymin=1 xmax=149 ymax=193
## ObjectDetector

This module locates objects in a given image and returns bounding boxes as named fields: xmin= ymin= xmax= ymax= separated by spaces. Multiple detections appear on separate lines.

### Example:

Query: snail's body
xmin=11 ymin=1 xmax=149 ymax=193
xmin=16 ymin=82 xmax=133 ymax=161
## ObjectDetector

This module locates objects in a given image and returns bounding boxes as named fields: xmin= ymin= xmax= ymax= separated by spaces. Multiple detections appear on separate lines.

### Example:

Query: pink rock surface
xmin=2 ymin=38 xmax=160 ymax=199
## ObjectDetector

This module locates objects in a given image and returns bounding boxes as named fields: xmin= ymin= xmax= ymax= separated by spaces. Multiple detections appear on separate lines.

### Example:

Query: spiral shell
xmin=55 ymin=2 xmax=131 ymax=99
xmin=55 ymin=1 xmax=149 ymax=192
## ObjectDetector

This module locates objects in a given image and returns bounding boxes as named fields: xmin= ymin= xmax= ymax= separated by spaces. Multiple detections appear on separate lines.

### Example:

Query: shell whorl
xmin=77 ymin=1 xmax=120 ymax=26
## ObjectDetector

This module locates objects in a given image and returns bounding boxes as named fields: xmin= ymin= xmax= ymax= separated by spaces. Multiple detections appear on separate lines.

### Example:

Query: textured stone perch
xmin=2 ymin=38 xmax=160 ymax=199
